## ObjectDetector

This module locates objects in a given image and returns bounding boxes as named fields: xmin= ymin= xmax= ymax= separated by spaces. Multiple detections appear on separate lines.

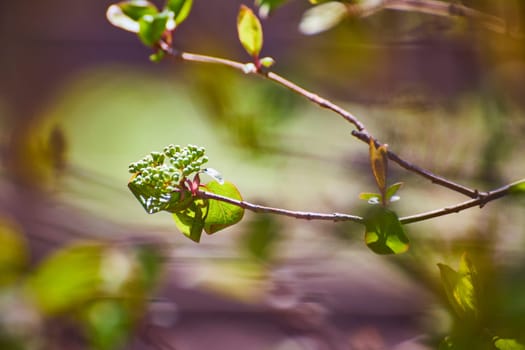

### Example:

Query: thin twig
xmin=196 ymin=179 xmax=524 ymax=226
xmin=162 ymin=46 xmax=480 ymax=199
xmin=196 ymin=190 xmax=364 ymax=223
xmin=400 ymin=179 xmax=524 ymax=224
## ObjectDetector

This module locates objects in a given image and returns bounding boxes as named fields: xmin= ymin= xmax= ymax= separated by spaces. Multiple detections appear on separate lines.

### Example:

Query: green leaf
xmin=138 ymin=10 xmax=175 ymax=46
xmin=240 ymin=214 xmax=281 ymax=263
xmin=359 ymin=192 xmax=382 ymax=204
xmin=385 ymin=182 xmax=403 ymax=202
xmin=494 ymin=337 xmax=525 ymax=350
xmin=26 ymin=243 xmax=105 ymax=314
xmin=437 ymin=253 xmax=478 ymax=320
xmin=106 ymin=1 xmax=158 ymax=33
xmin=81 ymin=300 xmax=131 ymax=350
xmin=202 ymin=181 xmax=244 ymax=234
xmin=364 ymin=207 xmax=409 ymax=255
xmin=172 ymin=200 xmax=208 ymax=242
xmin=299 ymin=1 xmax=348 ymax=35
xmin=166 ymin=0 xmax=193 ymax=24
xmin=369 ymin=138 xmax=389 ymax=201
xmin=237 ymin=5 xmax=264 ymax=58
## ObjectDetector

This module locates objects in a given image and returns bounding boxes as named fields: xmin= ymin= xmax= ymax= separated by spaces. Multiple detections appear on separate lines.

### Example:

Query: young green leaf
xmin=237 ymin=5 xmax=264 ymax=59
xmin=202 ymin=181 xmax=244 ymax=234
xmin=172 ymin=200 xmax=208 ymax=242
xmin=437 ymin=253 xmax=478 ymax=321
xmin=385 ymin=182 xmax=403 ymax=202
xmin=106 ymin=1 xmax=159 ymax=33
xmin=166 ymin=0 xmax=193 ymax=24
xmin=138 ymin=10 xmax=175 ymax=46
xmin=359 ymin=192 xmax=382 ymax=205
xmin=363 ymin=206 xmax=409 ymax=255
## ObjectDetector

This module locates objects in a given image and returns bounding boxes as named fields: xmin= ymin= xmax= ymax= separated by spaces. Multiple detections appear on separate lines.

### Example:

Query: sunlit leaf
xmin=364 ymin=207 xmax=409 ymax=254
xmin=0 ymin=218 xmax=28 ymax=286
xmin=385 ymin=182 xmax=403 ymax=202
xmin=369 ymin=138 xmax=388 ymax=200
xmin=359 ymin=192 xmax=382 ymax=204
xmin=237 ymin=5 xmax=264 ymax=58
xmin=437 ymin=253 xmax=478 ymax=321
xmin=138 ymin=10 xmax=175 ymax=46
xmin=202 ymin=168 xmax=224 ymax=184
xmin=27 ymin=243 xmax=105 ymax=314
xmin=166 ymin=0 xmax=193 ymax=24
xmin=106 ymin=1 xmax=158 ymax=33
xmin=299 ymin=2 xmax=347 ymax=35
xmin=172 ymin=200 xmax=208 ymax=242
xmin=494 ymin=337 xmax=525 ymax=350
xmin=202 ymin=181 xmax=244 ymax=234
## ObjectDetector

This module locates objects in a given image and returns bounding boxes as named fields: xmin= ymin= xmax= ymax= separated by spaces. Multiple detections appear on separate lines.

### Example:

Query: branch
xmin=346 ymin=0 xmax=523 ymax=39
xmin=196 ymin=190 xmax=364 ymax=223
xmin=196 ymin=179 xmax=524 ymax=226
xmin=162 ymin=45 xmax=480 ymax=199
xmin=400 ymin=179 xmax=525 ymax=224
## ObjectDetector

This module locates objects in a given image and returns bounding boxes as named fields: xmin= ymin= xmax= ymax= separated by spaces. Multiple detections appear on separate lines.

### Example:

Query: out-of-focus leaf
xmin=494 ymin=337 xmax=525 ymax=350
xmin=241 ymin=214 xmax=281 ymax=262
xmin=134 ymin=245 xmax=164 ymax=290
xmin=255 ymin=0 xmax=288 ymax=18
xmin=196 ymin=260 xmax=267 ymax=303
xmin=27 ymin=243 xmax=105 ymax=314
xmin=299 ymin=2 xmax=348 ymax=35
xmin=172 ymin=200 xmax=208 ymax=242
xmin=106 ymin=1 xmax=158 ymax=33
xmin=237 ymin=5 xmax=264 ymax=58
xmin=0 ymin=218 xmax=28 ymax=286
xmin=364 ymin=206 xmax=409 ymax=254
xmin=166 ymin=0 xmax=193 ymax=24
xmin=81 ymin=300 xmax=131 ymax=350
xmin=437 ymin=253 xmax=478 ymax=321
xmin=138 ymin=10 xmax=175 ymax=46
xmin=202 ymin=181 xmax=244 ymax=234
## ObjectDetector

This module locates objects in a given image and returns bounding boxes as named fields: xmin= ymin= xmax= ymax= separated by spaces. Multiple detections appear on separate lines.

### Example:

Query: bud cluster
xmin=128 ymin=144 xmax=208 ymax=195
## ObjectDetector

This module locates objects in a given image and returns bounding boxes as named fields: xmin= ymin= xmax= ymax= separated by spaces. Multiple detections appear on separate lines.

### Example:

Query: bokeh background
xmin=1 ymin=0 xmax=525 ymax=349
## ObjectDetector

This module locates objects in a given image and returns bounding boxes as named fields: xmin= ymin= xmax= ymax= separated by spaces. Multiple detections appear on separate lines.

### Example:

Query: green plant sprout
xmin=128 ymin=144 xmax=243 ymax=243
